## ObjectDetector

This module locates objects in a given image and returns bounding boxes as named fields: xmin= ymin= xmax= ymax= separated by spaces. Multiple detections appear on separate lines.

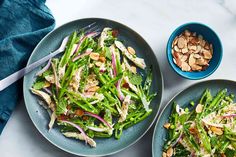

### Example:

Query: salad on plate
xmin=163 ymin=89 xmax=236 ymax=157
xmin=30 ymin=27 xmax=157 ymax=147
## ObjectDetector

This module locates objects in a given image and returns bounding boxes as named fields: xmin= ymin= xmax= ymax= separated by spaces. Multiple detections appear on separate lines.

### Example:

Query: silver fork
xmin=0 ymin=22 xmax=100 ymax=91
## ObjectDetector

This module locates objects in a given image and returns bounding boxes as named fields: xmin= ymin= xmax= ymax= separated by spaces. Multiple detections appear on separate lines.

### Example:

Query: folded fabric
xmin=0 ymin=0 xmax=55 ymax=134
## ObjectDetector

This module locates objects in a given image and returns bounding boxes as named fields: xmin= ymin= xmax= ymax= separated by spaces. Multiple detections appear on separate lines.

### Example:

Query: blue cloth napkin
xmin=0 ymin=0 xmax=55 ymax=134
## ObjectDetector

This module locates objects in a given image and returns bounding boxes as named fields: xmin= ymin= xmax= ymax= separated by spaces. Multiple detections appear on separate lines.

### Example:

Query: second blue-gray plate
xmin=152 ymin=79 xmax=236 ymax=157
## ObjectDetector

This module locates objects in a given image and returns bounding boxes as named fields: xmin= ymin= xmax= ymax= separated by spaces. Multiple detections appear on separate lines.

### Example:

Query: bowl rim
xmin=152 ymin=79 xmax=236 ymax=157
xmin=166 ymin=22 xmax=223 ymax=80
xmin=23 ymin=17 xmax=164 ymax=157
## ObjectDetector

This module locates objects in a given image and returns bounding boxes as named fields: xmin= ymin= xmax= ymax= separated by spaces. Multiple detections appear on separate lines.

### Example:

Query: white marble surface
xmin=1 ymin=0 xmax=236 ymax=156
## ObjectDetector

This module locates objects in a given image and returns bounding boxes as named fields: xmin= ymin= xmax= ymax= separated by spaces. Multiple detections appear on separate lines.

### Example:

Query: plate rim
xmin=23 ymin=17 xmax=164 ymax=156
xmin=152 ymin=79 xmax=236 ymax=157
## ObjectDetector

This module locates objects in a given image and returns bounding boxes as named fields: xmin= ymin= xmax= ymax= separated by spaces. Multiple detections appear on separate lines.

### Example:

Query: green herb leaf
xmin=56 ymin=98 xmax=67 ymax=115
xmin=104 ymin=47 xmax=112 ymax=60
xmin=33 ymin=81 xmax=45 ymax=90
xmin=128 ymin=73 xmax=142 ymax=85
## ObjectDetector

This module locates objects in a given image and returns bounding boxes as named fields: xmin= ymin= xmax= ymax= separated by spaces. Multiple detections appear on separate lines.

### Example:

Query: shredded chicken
xmin=115 ymin=40 xmax=146 ymax=69
xmin=45 ymin=75 xmax=55 ymax=84
xmin=31 ymin=88 xmax=55 ymax=111
xmin=98 ymin=27 xmax=112 ymax=48
xmin=48 ymin=111 xmax=57 ymax=130
xmin=119 ymin=95 xmax=131 ymax=122
xmin=84 ymin=73 xmax=99 ymax=91
xmin=69 ymin=66 xmax=84 ymax=91
xmin=63 ymin=132 xmax=96 ymax=147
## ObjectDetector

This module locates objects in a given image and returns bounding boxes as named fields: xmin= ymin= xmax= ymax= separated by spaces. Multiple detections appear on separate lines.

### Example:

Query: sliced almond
xmin=182 ymin=48 xmax=188 ymax=54
xmin=192 ymin=32 xmax=196 ymax=36
xmin=181 ymin=55 xmax=188 ymax=62
xmin=127 ymin=46 xmax=136 ymax=55
xmin=164 ymin=123 xmax=171 ymax=129
xmin=174 ymin=45 xmax=181 ymax=52
xmin=181 ymin=61 xmax=191 ymax=71
xmin=162 ymin=152 xmax=167 ymax=157
xmin=99 ymin=56 xmax=106 ymax=62
xmin=189 ymin=45 xmax=197 ymax=51
xmin=196 ymin=104 xmax=203 ymax=113
xmin=95 ymin=61 xmax=103 ymax=67
xmin=173 ymin=38 xmax=178 ymax=47
xmin=196 ymin=57 xmax=208 ymax=66
xmin=191 ymin=64 xmax=202 ymax=71
xmin=187 ymin=44 xmax=192 ymax=50
xmin=177 ymin=37 xmax=186 ymax=49
xmin=210 ymin=126 xmax=223 ymax=135
xmin=87 ymin=86 xmax=100 ymax=92
xmin=166 ymin=147 xmax=173 ymax=157
xmin=202 ymin=50 xmax=212 ymax=59
xmin=173 ymin=51 xmax=182 ymax=59
xmin=193 ymin=54 xmax=201 ymax=59
xmin=175 ymin=58 xmax=182 ymax=67
xmin=90 ymin=53 xmax=100 ymax=60
xmin=195 ymin=45 xmax=202 ymax=53
xmin=188 ymin=54 xmax=196 ymax=66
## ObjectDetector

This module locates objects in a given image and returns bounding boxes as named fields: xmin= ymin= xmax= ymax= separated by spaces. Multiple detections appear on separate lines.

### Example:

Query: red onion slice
xmin=222 ymin=114 xmax=236 ymax=118
xmin=72 ymin=32 xmax=99 ymax=56
xmin=171 ymin=132 xmax=183 ymax=147
xmin=84 ymin=112 xmax=112 ymax=129
xmin=43 ymin=87 xmax=52 ymax=95
xmin=72 ymin=49 xmax=92 ymax=62
xmin=111 ymin=51 xmax=117 ymax=77
xmin=60 ymin=120 xmax=87 ymax=139
xmin=116 ymin=79 xmax=124 ymax=101
xmin=36 ymin=59 xmax=51 ymax=76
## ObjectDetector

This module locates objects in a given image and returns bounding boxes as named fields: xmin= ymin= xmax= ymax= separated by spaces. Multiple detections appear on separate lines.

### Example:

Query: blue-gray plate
xmin=23 ymin=18 xmax=163 ymax=156
xmin=152 ymin=79 xmax=236 ymax=157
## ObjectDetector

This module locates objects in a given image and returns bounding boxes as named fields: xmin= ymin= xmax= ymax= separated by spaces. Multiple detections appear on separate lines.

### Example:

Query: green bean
xmin=124 ymin=110 xmax=152 ymax=129
xmin=121 ymin=88 xmax=139 ymax=100
xmin=103 ymin=91 xmax=117 ymax=103
xmin=207 ymin=89 xmax=226 ymax=111
xmin=60 ymin=31 xmax=77 ymax=67
xmin=196 ymin=122 xmax=211 ymax=152
xmin=183 ymin=125 xmax=200 ymax=152
xmin=94 ymin=132 xmax=112 ymax=138
xmin=66 ymin=91 xmax=98 ymax=114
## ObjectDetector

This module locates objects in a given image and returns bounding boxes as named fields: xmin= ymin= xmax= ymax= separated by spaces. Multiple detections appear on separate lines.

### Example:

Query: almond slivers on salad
xmin=31 ymin=27 xmax=157 ymax=147
xmin=163 ymin=89 xmax=236 ymax=156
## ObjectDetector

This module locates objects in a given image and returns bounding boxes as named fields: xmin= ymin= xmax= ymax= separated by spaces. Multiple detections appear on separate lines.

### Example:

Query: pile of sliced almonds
xmin=172 ymin=30 xmax=213 ymax=72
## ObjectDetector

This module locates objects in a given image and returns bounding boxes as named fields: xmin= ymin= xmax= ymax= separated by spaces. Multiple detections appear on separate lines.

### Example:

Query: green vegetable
xmin=33 ymin=81 xmax=46 ymax=90
xmin=31 ymin=28 xmax=156 ymax=148
xmin=59 ymin=31 xmax=77 ymax=67
xmin=128 ymin=72 xmax=142 ymax=86
xmin=163 ymin=89 xmax=236 ymax=155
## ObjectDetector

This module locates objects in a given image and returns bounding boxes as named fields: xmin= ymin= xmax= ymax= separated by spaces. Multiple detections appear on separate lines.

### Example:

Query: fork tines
xmin=79 ymin=22 xmax=101 ymax=35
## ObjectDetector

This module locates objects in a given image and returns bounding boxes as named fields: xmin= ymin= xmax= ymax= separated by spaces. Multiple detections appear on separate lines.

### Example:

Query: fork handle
xmin=0 ymin=49 xmax=62 ymax=91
